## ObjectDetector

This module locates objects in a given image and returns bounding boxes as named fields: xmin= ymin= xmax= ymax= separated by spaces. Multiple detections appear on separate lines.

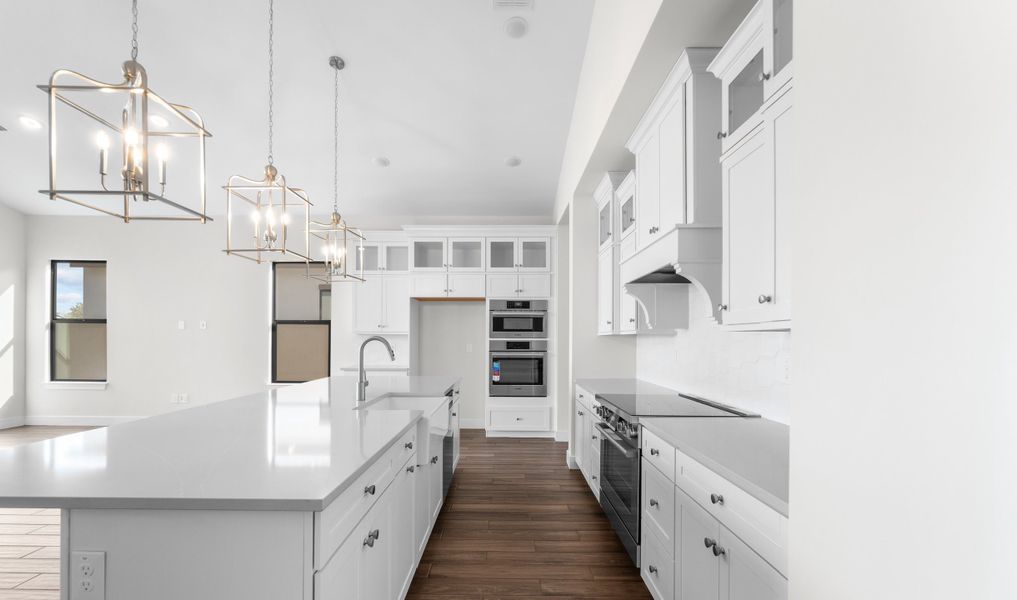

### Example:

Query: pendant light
xmin=38 ymin=0 xmax=212 ymax=222
xmin=308 ymin=57 xmax=366 ymax=284
xmin=223 ymin=0 xmax=311 ymax=264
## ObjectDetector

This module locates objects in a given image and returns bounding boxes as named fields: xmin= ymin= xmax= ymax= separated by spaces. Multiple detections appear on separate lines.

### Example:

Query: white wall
xmin=0 ymin=203 xmax=27 ymax=428
xmin=637 ymin=289 xmax=790 ymax=423
xmin=25 ymin=216 xmax=271 ymax=422
xmin=415 ymin=302 xmax=486 ymax=426
xmin=791 ymin=2 xmax=1017 ymax=598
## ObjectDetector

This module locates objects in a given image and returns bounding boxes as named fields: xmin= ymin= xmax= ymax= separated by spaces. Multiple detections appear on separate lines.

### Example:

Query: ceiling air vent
xmin=493 ymin=0 xmax=533 ymax=9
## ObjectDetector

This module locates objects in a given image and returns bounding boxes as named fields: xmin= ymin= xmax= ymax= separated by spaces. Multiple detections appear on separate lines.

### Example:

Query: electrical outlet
xmin=177 ymin=320 xmax=185 ymax=330
xmin=465 ymin=343 xmax=473 ymax=353
xmin=199 ymin=320 xmax=207 ymax=330
xmin=70 ymin=550 xmax=105 ymax=599
xmin=170 ymin=393 xmax=179 ymax=404
xmin=179 ymin=393 xmax=190 ymax=404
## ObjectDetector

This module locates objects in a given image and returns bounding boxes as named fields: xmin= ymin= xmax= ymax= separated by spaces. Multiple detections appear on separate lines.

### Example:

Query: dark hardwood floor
xmin=408 ymin=430 xmax=651 ymax=599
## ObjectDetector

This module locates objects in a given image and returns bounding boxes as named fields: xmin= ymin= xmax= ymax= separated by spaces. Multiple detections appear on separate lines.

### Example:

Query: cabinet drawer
xmin=488 ymin=407 xmax=551 ymax=431
xmin=575 ymin=386 xmax=593 ymax=411
xmin=314 ymin=428 xmax=416 ymax=569
xmin=641 ymin=428 xmax=676 ymax=484
xmin=641 ymin=460 xmax=675 ymax=555
xmin=675 ymin=449 xmax=787 ymax=576
xmin=641 ymin=524 xmax=675 ymax=600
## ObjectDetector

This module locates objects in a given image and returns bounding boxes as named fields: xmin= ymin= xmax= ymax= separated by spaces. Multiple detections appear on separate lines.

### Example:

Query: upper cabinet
xmin=411 ymin=239 xmax=447 ymax=271
xmin=448 ymin=238 xmax=485 ymax=271
xmin=486 ymin=237 xmax=550 ymax=272
xmin=356 ymin=242 xmax=409 ymax=274
xmin=711 ymin=0 xmax=793 ymax=329
xmin=617 ymin=172 xmax=637 ymax=250
xmin=411 ymin=237 xmax=486 ymax=272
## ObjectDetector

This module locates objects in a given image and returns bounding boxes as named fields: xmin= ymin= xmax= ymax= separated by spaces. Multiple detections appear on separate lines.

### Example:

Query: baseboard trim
xmin=554 ymin=430 xmax=569 ymax=443
xmin=0 ymin=416 xmax=26 ymax=430
xmin=459 ymin=418 xmax=485 ymax=429
xmin=485 ymin=429 xmax=556 ymax=439
xmin=24 ymin=416 xmax=143 ymax=427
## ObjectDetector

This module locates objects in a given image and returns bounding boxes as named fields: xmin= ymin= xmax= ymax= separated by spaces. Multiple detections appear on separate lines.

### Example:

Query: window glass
xmin=273 ymin=262 xmax=330 ymax=383
xmin=51 ymin=261 xmax=107 ymax=382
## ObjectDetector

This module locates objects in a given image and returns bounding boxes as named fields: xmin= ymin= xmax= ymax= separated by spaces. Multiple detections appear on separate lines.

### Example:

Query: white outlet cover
xmin=70 ymin=550 xmax=105 ymax=599
xmin=199 ymin=320 xmax=207 ymax=330
xmin=179 ymin=393 xmax=190 ymax=403
xmin=177 ymin=320 xmax=185 ymax=330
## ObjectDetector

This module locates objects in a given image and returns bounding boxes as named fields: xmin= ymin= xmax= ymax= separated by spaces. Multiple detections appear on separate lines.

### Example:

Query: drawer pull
xmin=712 ymin=544 xmax=727 ymax=557
xmin=578 ymin=411 xmax=584 ymax=416
xmin=406 ymin=465 xmax=416 ymax=473
xmin=649 ymin=498 xmax=659 ymax=508
xmin=431 ymin=455 xmax=439 ymax=464
xmin=364 ymin=484 xmax=376 ymax=496
xmin=648 ymin=565 xmax=658 ymax=575
xmin=710 ymin=493 xmax=725 ymax=505
xmin=516 ymin=417 xmax=523 ymax=421
xmin=592 ymin=475 xmax=597 ymax=481
xmin=592 ymin=435 xmax=598 ymax=440
xmin=704 ymin=537 xmax=717 ymax=549
xmin=363 ymin=529 xmax=380 ymax=548
xmin=404 ymin=441 xmax=414 ymax=450
xmin=649 ymin=448 xmax=660 ymax=456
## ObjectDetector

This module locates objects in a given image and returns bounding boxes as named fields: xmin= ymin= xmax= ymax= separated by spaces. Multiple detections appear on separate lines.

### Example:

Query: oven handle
xmin=490 ymin=352 xmax=547 ymax=358
xmin=595 ymin=423 xmax=637 ymax=458
xmin=491 ymin=311 xmax=547 ymax=317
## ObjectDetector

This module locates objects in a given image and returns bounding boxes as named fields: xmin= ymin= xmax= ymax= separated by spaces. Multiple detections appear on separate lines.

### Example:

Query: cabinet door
xmin=412 ymin=239 xmax=447 ymax=271
xmin=620 ymin=282 xmax=638 ymax=333
xmin=635 ymin=133 xmax=661 ymax=250
xmin=451 ymin=398 xmax=461 ymax=470
xmin=658 ymin=89 xmax=686 ymax=230
xmin=354 ymin=278 xmax=385 ymax=334
xmin=449 ymin=238 xmax=485 ymax=271
xmin=391 ymin=461 xmax=417 ymax=600
xmin=383 ymin=276 xmax=410 ymax=333
xmin=573 ymin=406 xmax=587 ymax=476
xmin=517 ymin=237 xmax=550 ymax=271
xmin=429 ymin=449 xmax=443 ymax=525
xmin=356 ymin=242 xmax=383 ymax=274
xmin=357 ymin=489 xmax=391 ymax=600
xmin=721 ymin=127 xmax=775 ymax=325
xmin=486 ymin=274 xmax=519 ymax=298
xmin=517 ymin=274 xmax=551 ymax=298
xmin=314 ymin=522 xmax=361 ymax=599
xmin=719 ymin=527 xmax=788 ymax=600
xmin=580 ymin=411 xmax=593 ymax=485
xmin=383 ymin=243 xmax=410 ymax=273
xmin=769 ymin=90 xmax=793 ymax=322
xmin=487 ymin=238 xmax=518 ymax=272
xmin=448 ymin=274 xmax=486 ymax=298
xmin=765 ymin=0 xmax=793 ymax=98
xmin=411 ymin=274 xmax=448 ymax=298
xmin=619 ymin=191 xmax=636 ymax=239
xmin=415 ymin=456 xmax=430 ymax=559
xmin=598 ymin=200 xmax=613 ymax=251
xmin=589 ymin=436 xmax=601 ymax=497
xmin=597 ymin=248 xmax=614 ymax=334
xmin=677 ymin=488 xmax=720 ymax=600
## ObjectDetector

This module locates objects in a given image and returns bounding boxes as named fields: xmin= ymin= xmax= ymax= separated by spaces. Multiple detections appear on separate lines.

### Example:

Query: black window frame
xmin=50 ymin=259 xmax=108 ymax=382
xmin=271 ymin=261 xmax=331 ymax=384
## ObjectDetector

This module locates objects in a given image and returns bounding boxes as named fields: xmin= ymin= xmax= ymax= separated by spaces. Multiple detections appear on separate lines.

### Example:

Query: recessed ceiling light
xmin=19 ymin=115 xmax=42 ymax=130
xmin=373 ymin=157 xmax=391 ymax=167
xmin=505 ymin=17 xmax=529 ymax=39
xmin=505 ymin=156 xmax=522 ymax=167
xmin=149 ymin=114 xmax=169 ymax=128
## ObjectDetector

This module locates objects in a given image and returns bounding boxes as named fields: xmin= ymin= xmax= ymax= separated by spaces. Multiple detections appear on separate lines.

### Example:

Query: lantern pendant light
xmin=38 ymin=0 xmax=212 ymax=222
xmin=308 ymin=57 xmax=366 ymax=284
xmin=223 ymin=0 xmax=311 ymax=264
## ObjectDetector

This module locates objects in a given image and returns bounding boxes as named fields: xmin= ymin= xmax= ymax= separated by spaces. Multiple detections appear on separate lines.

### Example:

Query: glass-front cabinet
xmin=767 ymin=0 xmax=793 ymax=97
xmin=599 ymin=202 xmax=612 ymax=250
xmin=356 ymin=242 xmax=409 ymax=273
xmin=449 ymin=238 xmax=485 ymax=271
xmin=412 ymin=239 xmax=447 ymax=271
xmin=486 ymin=237 xmax=550 ymax=272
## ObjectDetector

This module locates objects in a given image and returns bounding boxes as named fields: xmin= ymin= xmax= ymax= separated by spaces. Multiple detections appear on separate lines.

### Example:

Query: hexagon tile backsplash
xmin=635 ymin=290 xmax=791 ymax=424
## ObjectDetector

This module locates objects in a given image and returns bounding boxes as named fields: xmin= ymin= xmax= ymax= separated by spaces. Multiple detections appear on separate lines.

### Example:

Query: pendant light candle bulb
xmin=124 ymin=127 xmax=140 ymax=147
xmin=96 ymin=131 xmax=110 ymax=176
xmin=156 ymin=144 xmax=168 ymax=186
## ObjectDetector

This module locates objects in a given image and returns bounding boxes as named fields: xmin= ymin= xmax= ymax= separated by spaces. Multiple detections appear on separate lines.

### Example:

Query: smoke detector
xmin=493 ymin=0 xmax=533 ymax=8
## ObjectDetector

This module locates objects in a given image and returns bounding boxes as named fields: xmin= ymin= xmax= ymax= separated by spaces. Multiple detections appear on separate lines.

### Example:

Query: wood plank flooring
xmin=0 ymin=426 xmax=96 ymax=599
xmin=408 ymin=430 xmax=651 ymax=599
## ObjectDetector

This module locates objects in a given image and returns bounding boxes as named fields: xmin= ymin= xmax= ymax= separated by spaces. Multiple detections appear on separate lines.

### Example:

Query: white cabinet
xmin=486 ymin=237 xmax=550 ymax=272
xmin=719 ymin=527 xmax=789 ymax=600
xmin=357 ymin=242 xmax=409 ymax=273
xmin=410 ymin=273 xmax=487 ymax=298
xmin=719 ymin=87 xmax=792 ymax=328
xmin=411 ymin=239 xmax=448 ymax=271
xmin=354 ymin=276 xmax=409 ymax=334
xmin=390 ymin=462 xmax=416 ymax=600
xmin=486 ymin=273 xmax=551 ymax=299
xmin=412 ymin=237 xmax=485 ymax=272
xmin=627 ymin=49 xmax=722 ymax=255
xmin=617 ymin=172 xmax=637 ymax=248
xmin=410 ymin=274 xmax=448 ymax=298
xmin=675 ymin=488 xmax=722 ymax=600
xmin=597 ymin=247 xmax=615 ymax=335
xmin=448 ymin=238 xmax=485 ymax=271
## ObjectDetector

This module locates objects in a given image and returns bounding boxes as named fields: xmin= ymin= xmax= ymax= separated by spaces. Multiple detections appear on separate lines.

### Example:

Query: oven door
xmin=489 ymin=352 xmax=547 ymax=397
xmin=489 ymin=311 xmax=547 ymax=338
xmin=598 ymin=423 xmax=640 ymax=563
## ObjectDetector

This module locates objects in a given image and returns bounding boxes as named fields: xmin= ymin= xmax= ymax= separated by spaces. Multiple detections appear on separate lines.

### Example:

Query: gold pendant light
xmin=38 ymin=0 xmax=212 ymax=222
xmin=223 ymin=0 xmax=311 ymax=264
xmin=308 ymin=57 xmax=365 ymax=284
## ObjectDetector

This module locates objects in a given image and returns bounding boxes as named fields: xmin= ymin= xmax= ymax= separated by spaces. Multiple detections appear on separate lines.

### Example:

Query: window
xmin=272 ymin=263 xmax=331 ymax=383
xmin=51 ymin=260 xmax=107 ymax=382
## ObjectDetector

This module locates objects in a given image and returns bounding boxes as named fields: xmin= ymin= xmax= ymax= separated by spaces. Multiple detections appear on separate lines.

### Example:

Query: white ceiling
xmin=0 ymin=0 xmax=593 ymax=218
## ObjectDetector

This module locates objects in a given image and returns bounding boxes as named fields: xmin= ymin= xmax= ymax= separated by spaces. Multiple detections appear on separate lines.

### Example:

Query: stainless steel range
xmin=595 ymin=392 xmax=757 ymax=566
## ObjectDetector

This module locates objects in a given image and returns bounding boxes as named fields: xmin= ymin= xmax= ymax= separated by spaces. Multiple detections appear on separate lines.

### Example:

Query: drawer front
xmin=314 ymin=428 xmax=416 ymax=569
xmin=641 ymin=428 xmax=677 ymax=484
xmin=641 ymin=523 xmax=675 ymax=600
xmin=488 ymin=407 xmax=551 ymax=431
xmin=589 ymin=445 xmax=601 ymax=499
xmin=675 ymin=450 xmax=787 ymax=576
xmin=575 ymin=385 xmax=593 ymax=411
xmin=641 ymin=459 xmax=675 ymax=555
xmin=718 ymin=526 xmax=788 ymax=600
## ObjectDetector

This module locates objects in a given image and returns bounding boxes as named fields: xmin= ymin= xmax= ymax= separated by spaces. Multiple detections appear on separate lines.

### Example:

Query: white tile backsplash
xmin=636 ymin=288 xmax=791 ymax=424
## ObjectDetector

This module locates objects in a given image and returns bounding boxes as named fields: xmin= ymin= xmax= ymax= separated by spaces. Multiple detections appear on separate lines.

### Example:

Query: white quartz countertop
xmin=0 ymin=376 xmax=460 ymax=512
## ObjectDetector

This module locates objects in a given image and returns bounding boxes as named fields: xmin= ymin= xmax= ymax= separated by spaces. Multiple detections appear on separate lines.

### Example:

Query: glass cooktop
xmin=597 ymin=392 xmax=757 ymax=420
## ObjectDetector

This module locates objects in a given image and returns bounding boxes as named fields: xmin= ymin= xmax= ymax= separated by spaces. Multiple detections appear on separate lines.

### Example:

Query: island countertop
xmin=0 ymin=376 xmax=460 ymax=512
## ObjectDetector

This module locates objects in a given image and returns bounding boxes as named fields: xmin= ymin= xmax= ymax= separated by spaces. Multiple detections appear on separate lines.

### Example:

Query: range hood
xmin=619 ymin=224 xmax=723 ymax=328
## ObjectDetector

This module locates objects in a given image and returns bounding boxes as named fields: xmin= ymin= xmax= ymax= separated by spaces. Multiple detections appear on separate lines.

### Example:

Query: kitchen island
xmin=0 ymin=375 xmax=461 ymax=600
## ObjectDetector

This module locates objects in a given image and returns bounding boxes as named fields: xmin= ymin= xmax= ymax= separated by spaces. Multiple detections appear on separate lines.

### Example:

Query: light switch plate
xmin=70 ymin=550 xmax=106 ymax=599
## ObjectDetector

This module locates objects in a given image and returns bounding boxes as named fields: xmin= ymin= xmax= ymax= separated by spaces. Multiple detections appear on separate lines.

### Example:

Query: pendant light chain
xmin=333 ymin=64 xmax=339 ymax=213
xmin=130 ymin=0 xmax=139 ymax=61
xmin=267 ymin=0 xmax=275 ymax=167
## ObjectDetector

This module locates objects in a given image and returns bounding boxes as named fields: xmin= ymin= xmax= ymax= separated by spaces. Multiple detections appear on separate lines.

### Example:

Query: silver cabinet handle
xmin=606 ymin=320 xmax=612 ymax=325
xmin=758 ymin=71 xmax=771 ymax=82
xmin=452 ymin=412 xmax=457 ymax=417
xmin=578 ymin=411 xmax=584 ymax=416
xmin=648 ymin=565 xmax=658 ymax=575
xmin=758 ymin=294 xmax=773 ymax=304
xmin=713 ymin=544 xmax=727 ymax=557
xmin=515 ymin=417 xmax=523 ymax=421
xmin=649 ymin=448 xmax=660 ymax=456
xmin=717 ymin=303 xmax=728 ymax=311
xmin=431 ymin=455 xmax=439 ymax=464
xmin=363 ymin=528 xmax=380 ymax=548
xmin=364 ymin=484 xmax=376 ymax=495
xmin=629 ymin=318 xmax=636 ymax=323
xmin=649 ymin=499 xmax=659 ymax=508
xmin=710 ymin=493 xmax=724 ymax=505
xmin=406 ymin=465 xmax=416 ymax=473
xmin=405 ymin=441 xmax=414 ymax=450
xmin=704 ymin=537 xmax=717 ymax=549
xmin=592 ymin=435 xmax=598 ymax=440
xmin=592 ymin=475 xmax=597 ymax=481
xmin=717 ymin=131 xmax=728 ymax=140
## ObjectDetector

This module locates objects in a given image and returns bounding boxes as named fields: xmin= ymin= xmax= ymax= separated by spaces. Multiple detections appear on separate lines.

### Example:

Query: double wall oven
xmin=489 ymin=300 xmax=548 ymax=398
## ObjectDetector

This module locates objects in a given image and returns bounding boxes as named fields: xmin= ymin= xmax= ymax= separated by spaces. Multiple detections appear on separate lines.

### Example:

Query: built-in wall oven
xmin=489 ymin=340 xmax=547 ymax=397
xmin=489 ymin=300 xmax=548 ymax=339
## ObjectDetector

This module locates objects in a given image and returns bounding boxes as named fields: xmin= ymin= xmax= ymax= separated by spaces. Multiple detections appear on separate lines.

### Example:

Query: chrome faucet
xmin=358 ymin=336 xmax=396 ymax=403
